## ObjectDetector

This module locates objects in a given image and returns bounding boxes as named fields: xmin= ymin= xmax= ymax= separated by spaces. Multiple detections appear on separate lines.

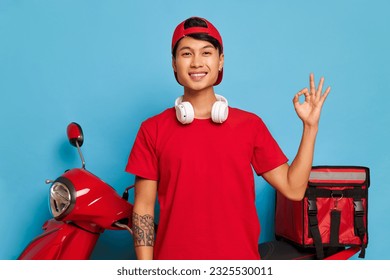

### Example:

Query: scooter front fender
xmin=18 ymin=219 xmax=100 ymax=260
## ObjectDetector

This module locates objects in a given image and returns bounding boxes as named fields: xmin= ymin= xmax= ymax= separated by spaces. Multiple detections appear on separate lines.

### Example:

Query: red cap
xmin=171 ymin=17 xmax=223 ymax=85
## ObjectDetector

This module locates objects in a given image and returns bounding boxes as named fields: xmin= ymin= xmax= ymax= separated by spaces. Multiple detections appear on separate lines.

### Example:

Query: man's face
xmin=172 ymin=36 xmax=224 ymax=91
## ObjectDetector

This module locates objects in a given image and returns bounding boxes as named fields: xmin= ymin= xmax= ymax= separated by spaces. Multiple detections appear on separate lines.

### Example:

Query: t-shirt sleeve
xmin=251 ymin=118 xmax=288 ymax=175
xmin=125 ymin=122 xmax=159 ymax=181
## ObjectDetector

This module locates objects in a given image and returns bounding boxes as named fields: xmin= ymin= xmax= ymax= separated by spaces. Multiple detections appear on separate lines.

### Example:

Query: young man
xmin=126 ymin=16 xmax=330 ymax=260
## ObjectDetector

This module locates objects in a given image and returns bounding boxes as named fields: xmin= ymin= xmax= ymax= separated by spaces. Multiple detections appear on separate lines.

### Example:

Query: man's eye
xmin=181 ymin=52 xmax=191 ymax=57
xmin=203 ymin=51 xmax=212 ymax=56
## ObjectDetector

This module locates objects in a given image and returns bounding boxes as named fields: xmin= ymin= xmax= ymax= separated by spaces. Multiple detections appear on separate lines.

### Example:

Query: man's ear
xmin=219 ymin=53 xmax=224 ymax=71
xmin=172 ymin=57 xmax=177 ymax=72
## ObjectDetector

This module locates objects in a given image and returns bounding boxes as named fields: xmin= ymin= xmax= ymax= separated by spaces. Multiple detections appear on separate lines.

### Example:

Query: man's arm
xmin=262 ymin=124 xmax=318 ymax=201
xmin=132 ymin=176 xmax=157 ymax=260
xmin=263 ymin=73 xmax=330 ymax=201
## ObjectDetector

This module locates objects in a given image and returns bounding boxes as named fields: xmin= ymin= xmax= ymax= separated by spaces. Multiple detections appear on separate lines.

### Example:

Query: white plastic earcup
xmin=175 ymin=98 xmax=195 ymax=124
xmin=211 ymin=94 xmax=229 ymax=123
xmin=174 ymin=94 xmax=228 ymax=124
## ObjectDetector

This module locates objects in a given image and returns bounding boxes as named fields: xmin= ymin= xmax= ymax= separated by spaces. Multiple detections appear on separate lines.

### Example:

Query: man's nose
xmin=190 ymin=54 xmax=204 ymax=67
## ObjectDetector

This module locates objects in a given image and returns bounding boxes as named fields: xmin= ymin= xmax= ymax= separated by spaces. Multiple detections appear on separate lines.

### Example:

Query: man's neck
xmin=182 ymin=87 xmax=217 ymax=119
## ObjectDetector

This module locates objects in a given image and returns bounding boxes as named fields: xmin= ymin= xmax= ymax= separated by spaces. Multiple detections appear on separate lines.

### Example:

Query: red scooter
xmin=18 ymin=122 xmax=134 ymax=260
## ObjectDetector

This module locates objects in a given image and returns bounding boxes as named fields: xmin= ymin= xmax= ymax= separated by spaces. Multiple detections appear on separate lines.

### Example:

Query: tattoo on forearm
xmin=132 ymin=212 xmax=155 ymax=247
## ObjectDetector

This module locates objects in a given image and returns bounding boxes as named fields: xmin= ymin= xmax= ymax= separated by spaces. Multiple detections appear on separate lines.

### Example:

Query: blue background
xmin=1 ymin=0 xmax=389 ymax=260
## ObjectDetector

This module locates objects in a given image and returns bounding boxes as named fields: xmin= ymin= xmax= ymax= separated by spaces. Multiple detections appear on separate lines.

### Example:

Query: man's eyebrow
xmin=178 ymin=44 xmax=215 ymax=52
xmin=178 ymin=46 xmax=192 ymax=52
xmin=202 ymin=45 xmax=215 ymax=49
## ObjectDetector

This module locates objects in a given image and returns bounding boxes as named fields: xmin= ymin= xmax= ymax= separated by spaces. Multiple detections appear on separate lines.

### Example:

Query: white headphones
xmin=174 ymin=94 xmax=229 ymax=124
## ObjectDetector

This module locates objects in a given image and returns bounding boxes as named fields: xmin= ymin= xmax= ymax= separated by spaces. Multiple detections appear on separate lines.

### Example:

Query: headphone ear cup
xmin=211 ymin=101 xmax=229 ymax=123
xmin=175 ymin=101 xmax=194 ymax=124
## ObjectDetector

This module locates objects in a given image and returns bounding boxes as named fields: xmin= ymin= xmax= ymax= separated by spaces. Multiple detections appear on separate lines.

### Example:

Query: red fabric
xmin=276 ymin=193 xmax=368 ymax=246
xmin=275 ymin=166 xmax=369 ymax=248
xmin=126 ymin=107 xmax=288 ymax=260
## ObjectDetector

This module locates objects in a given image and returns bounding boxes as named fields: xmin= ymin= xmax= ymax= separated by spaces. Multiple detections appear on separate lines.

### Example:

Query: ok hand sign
xmin=293 ymin=73 xmax=331 ymax=127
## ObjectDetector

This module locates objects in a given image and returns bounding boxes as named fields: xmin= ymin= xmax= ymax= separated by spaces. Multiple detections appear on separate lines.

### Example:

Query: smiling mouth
xmin=189 ymin=72 xmax=207 ymax=80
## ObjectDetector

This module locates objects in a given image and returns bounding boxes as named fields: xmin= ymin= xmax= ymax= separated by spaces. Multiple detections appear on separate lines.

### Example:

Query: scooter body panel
xmin=58 ymin=168 xmax=133 ymax=229
xmin=18 ymin=219 xmax=100 ymax=260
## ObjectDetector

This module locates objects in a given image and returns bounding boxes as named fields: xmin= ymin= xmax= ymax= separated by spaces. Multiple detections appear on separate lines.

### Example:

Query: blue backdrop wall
xmin=1 ymin=0 xmax=389 ymax=260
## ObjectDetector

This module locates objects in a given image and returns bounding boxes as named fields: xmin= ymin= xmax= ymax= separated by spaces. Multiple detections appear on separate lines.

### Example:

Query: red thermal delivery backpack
xmin=275 ymin=166 xmax=370 ymax=259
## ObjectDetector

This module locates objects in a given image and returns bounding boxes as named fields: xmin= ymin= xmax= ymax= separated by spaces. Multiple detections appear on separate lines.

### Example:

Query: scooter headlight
xmin=49 ymin=181 xmax=72 ymax=219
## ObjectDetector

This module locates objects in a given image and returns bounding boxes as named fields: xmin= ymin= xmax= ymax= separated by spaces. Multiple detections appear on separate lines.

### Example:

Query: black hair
xmin=172 ymin=17 xmax=223 ymax=57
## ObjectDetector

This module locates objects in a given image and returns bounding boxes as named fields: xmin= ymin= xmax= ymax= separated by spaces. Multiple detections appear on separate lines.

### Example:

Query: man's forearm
xmin=132 ymin=211 xmax=155 ymax=260
xmin=287 ymin=124 xmax=318 ymax=199
xmin=132 ymin=177 xmax=157 ymax=260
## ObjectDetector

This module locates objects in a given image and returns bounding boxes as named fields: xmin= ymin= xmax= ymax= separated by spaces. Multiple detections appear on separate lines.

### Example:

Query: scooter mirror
xmin=67 ymin=122 xmax=84 ymax=148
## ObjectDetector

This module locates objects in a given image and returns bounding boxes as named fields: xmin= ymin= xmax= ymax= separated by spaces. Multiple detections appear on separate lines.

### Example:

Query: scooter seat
xmin=258 ymin=240 xmax=346 ymax=260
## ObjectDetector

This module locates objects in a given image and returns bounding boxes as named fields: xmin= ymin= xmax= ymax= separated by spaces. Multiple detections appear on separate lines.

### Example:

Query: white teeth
xmin=190 ymin=73 xmax=206 ymax=77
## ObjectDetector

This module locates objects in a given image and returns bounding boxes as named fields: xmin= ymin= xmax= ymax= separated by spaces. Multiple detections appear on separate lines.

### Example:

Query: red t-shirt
xmin=126 ymin=107 xmax=288 ymax=260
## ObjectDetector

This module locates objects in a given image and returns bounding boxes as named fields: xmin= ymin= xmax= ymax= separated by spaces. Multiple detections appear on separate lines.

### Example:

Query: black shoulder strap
xmin=327 ymin=209 xmax=342 ymax=256
xmin=353 ymin=187 xmax=367 ymax=258
xmin=307 ymin=191 xmax=324 ymax=259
